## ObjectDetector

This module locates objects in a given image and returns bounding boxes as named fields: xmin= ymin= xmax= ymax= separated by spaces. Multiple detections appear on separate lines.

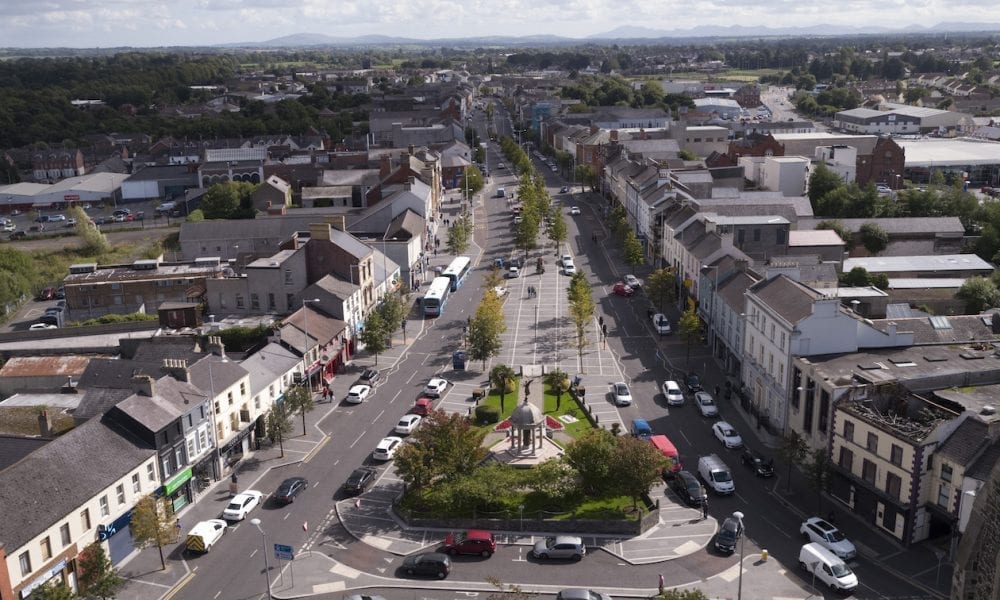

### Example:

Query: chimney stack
xmin=735 ymin=259 xmax=749 ymax=273
xmin=207 ymin=335 xmax=227 ymax=359
xmin=132 ymin=375 xmax=155 ymax=397
xmin=162 ymin=358 xmax=190 ymax=383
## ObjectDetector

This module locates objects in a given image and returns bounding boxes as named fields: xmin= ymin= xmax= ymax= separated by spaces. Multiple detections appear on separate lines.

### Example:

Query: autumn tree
xmin=777 ymin=430 xmax=810 ymax=492
xmin=77 ymin=543 xmax=123 ymax=600
xmin=467 ymin=289 xmax=507 ymax=370
xmin=129 ymin=495 xmax=176 ymax=571
xmin=567 ymin=272 xmax=595 ymax=368
xmin=613 ymin=435 xmax=668 ymax=510
xmin=265 ymin=400 xmax=294 ymax=458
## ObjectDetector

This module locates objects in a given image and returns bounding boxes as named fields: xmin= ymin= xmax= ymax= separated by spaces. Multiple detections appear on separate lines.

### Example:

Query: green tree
xmin=546 ymin=206 xmax=568 ymax=252
xmin=608 ymin=205 xmax=629 ymax=241
xmin=677 ymin=302 xmax=702 ymax=367
xmin=489 ymin=364 xmax=518 ymax=413
xmin=376 ymin=290 xmax=409 ymax=340
xmin=567 ymin=272 xmax=595 ymax=368
xmin=807 ymin=163 xmax=844 ymax=212
xmin=777 ymin=430 xmax=810 ymax=492
xmin=359 ymin=311 xmax=389 ymax=364
xmin=513 ymin=208 xmax=540 ymax=261
xmin=859 ymin=222 xmax=889 ymax=255
xmin=265 ymin=400 xmax=294 ymax=458
xmin=467 ymin=289 xmax=507 ymax=370
xmin=645 ymin=268 xmax=677 ymax=313
xmin=543 ymin=369 xmax=570 ymax=410
xmin=77 ymin=542 xmax=122 ymax=600
xmin=200 ymin=181 xmax=258 ymax=220
xmin=128 ymin=495 xmax=176 ymax=571
xmin=623 ymin=229 xmax=645 ymax=268
xmin=70 ymin=206 xmax=111 ymax=255
xmin=31 ymin=582 xmax=75 ymax=600
xmin=677 ymin=149 xmax=698 ymax=161
xmin=563 ymin=429 xmax=617 ymax=494
xmin=957 ymin=276 xmax=1000 ymax=313
xmin=613 ymin=435 xmax=668 ymax=510
xmin=446 ymin=215 xmax=471 ymax=255
xmin=574 ymin=164 xmax=597 ymax=191
xmin=284 ymin=384 xmax=313 ymax=437
xmin=803 ymin=448 xmax=834 ymax=513
xmin=460 ymin=166 xmax=485 ymax=197
xmin=815 ymin=220 xmax=852 ymax=247
xmin=394 ymin=410 xmax=488 ymax=492
xmin=186 ymin=209 xmax=205 ymax=222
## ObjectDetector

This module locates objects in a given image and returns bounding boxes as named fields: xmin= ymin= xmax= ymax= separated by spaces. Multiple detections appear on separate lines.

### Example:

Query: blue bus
xmin=442 ymin=256 xmax=472 ymax=291
xmin=422 ymin=277 xmax=452 ymax=317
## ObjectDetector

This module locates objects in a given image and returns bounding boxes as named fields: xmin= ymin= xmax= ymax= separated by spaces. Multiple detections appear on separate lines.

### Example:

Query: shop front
xmin=161 ymin=467 xmax=192 ymax=513
xmin=218 ymin=427 xmax=252 ymax=474
xmin=16 ymin=546 xmax=77 ymax=599
xmin=98 ymin=510 xmax=134 ymax=565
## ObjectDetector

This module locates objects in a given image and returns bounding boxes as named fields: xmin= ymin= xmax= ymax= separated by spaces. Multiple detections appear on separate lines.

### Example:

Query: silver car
xmin=531 ymin=535 xmax=586 ymax=561
xmin=556 ymin=590 xmax=612 ymax=600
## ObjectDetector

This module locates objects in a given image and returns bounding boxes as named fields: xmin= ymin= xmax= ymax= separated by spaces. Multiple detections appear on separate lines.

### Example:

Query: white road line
xmin=350 ymin=431 xmax=366 ymax=448
xmin=760 ymin=515 xmax=792 ymax=538
xmin=372 ymin=409 xmax=384 ymax=424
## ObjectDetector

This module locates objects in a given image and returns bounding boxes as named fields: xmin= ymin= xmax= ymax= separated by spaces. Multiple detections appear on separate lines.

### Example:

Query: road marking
xmin=350 ymin=431 xmax=366 ymax=448
xmin=372 ymin=409 xmax=384 ymax=423
xmin=760 ymin=515 xmax=791 ymax=538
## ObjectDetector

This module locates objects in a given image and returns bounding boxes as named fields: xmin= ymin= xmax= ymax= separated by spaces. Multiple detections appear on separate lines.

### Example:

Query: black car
xmin=359 ymin=368 xmax=380 ymax=384
xmin=342 ymin=467 xmax=377 ymax=496
xmin=9 ymin=230 xmax=26 ymax=240
xmin=740 ymin=448 xmax=775 ymax=477
xmin=670 ymin=471 xmax=706 ymax=507
xmin=686 ymin=373 xmax=703 ymax=393
xmin=714 ymin=516 xmax=743 ymax=554
xmin=401 ymin=552 xmax=451 ymax=579
xmin=274 ymin=477 xmax=308 ymax=504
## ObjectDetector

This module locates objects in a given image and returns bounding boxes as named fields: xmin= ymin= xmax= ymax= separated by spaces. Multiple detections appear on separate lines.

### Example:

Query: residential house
xmin=278 ymin=302 xmax=350 ymax=389
xmin=251 ymin=174 xmax=293 ymax=212
xmin=239 ymin=342 xmax=304 ymax=426
xmin=31 ymin=148 xmax=86 ymax=182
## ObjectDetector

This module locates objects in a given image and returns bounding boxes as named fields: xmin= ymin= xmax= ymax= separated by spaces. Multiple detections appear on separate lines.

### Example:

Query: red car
xmin=38 ymin=287 xmax=57 ymax=300
xmin=412 ymin=397 xmax=434 ymax=416
xmin=442 ymin=529 xmax=496 ymax=557
xmin=612 ymin=282 xmax=635 ymax=297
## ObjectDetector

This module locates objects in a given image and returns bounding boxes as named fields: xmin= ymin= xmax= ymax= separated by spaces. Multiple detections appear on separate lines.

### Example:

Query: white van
xmin=185 ymin=519 xmax=227 ymax=553
xmin=662 ymin=381 xmax=684 ymax=406
xmin=697 ymin=454 xmax=735 ymax=495
xmin=798 ymin=542 xmax=858 ymax=592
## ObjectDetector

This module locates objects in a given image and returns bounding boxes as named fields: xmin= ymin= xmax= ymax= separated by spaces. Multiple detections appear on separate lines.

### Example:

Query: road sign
xmin=274 ymin=543 xmax=294 ymax=561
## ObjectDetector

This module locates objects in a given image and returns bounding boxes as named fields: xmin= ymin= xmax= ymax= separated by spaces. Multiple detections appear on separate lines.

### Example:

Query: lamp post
xmin=733 ymin=510 xmax=745 ymax=600
xmin=249 ymin=518 xmax=273 ymax=600
xmin=302 ymin=298 xmax=321 ymax=398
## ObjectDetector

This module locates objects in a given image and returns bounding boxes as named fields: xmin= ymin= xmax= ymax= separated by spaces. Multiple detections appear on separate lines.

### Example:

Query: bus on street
xmin=442 ymin=256 xmax=472 ymax=291
xmin=422 ymin=277 xmax=451 ymax=317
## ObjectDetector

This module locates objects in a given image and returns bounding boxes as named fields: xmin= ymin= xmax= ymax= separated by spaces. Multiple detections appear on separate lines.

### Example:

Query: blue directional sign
xmin=274 ymin=543 xmax=294 ymax=561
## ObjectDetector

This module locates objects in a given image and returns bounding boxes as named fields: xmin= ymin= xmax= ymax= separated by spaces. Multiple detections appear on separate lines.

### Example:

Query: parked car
xmin=38 ymin=287 xmax=57 ymax=300
xmin=559 ymin=186 xmax=569 ymax=193
xmin=359 ymin=368 xmax=380 ymax=384
xmin=611 ymin=382 xmax=632 ymax=406
xmin=29 ymin=323 xmax=57 ymax=330
xmin=694 ymin=392 xmax=719 ymax=417
xmin=662 ymin=380 xmax=684 ymax=406
xmin=612 ymin=282 xmax=634 ymax=297
xmin=624 ymin=274 xmax=641 ymax=289
xmin=185 ymin=519 xmax=227 ymax=553
xmin=395 ymin=414 xmax=422 ymax=435
xmin=1 ymin=222 xmax=14 ymax=232
xmin=563 ymin=262 xmax=577 ymax=275
xmin=714 ymin=516 xmax=743 ymax=554
xmin=274 ymin=477 xmax=308 ymax=504
xmin=442 ymin=529 xmax=496 ymax=557
xmin=372 ymin=436 xmax=403 ymax=461
xmin=670 ymin=470 xmax=707 ymax=506
xmin=342 ymin=467 xmax=378 ymax=496
xmin=222 ymin=490 xmax=263 ymax=521
xmin=345 ymin=384 xmax=372 ymax=404
xmin=423 ymin=378 xmax=449 ymax=397
xmin=492 ymin=285 xmax=509 ymax=298
xmin=531 ymin=535 xmax=586 ymax=561
xmin=401 ymin=552 xmax=451 ymax=578
xmin=64 ymin=218 xmax=76 ymax=227
xmin=569 ymin=206 xmax=581 ymax=215
xmin=800 ymin=517 xmax=857 ymax=560
xmin=555 ymin=590 xmax=612 ymax=600
xmin=49 ymin=214 xmax=66 ymax=222
xmin=686 ymin=373 xmax=703 ymax=393
xmin=740 ymin=448 xmax=775 ymax=477
xmin=651 ymin=313 xmax=671 ymax=335
xmin=712 ymin=421 xmax=744 ymax=449
xmin=412 ymin=397 xmax=434 ymax=416
xmin=9 ymin=230 xmax=26 ymax=240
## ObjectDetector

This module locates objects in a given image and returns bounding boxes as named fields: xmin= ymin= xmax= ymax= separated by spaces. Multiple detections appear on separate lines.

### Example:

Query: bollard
xmin=761 ymin=548 xmax=769 ymax=562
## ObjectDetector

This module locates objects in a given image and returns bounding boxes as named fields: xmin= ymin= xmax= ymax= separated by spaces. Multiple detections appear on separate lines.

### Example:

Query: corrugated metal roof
xmin=0 ymin=355 xmax=93 ymax=378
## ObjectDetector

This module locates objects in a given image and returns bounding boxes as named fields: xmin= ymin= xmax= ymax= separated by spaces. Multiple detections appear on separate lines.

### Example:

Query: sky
xmin=0 ymin=0 xmax=998 ymax=49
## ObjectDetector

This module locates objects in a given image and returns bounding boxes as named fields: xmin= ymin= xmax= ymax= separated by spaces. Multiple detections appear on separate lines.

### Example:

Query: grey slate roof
xmin=868 ymin=315 xmax=997 ymax=345
xmin=241 ymin=343 xmax=302 ymax=397
xmin=0 ymin=436 xmax=50 ymax=471
xmin=0 ymin=418 xmax=154 ymax=551
xmin=187 ymin=355 xmax=249 ymax=395
xmin=113 ymin=376 xmax=207 ymax=434
xmin=966 ymin=440 xmax=1000 ymax=480
xmin=797 ymin=217 xmax=965 ymax=236
xmin=718 ymin=271 xmax=759 ymax=313
xmin=936 ymin=418 xmax=989 ymax=467
xmin=749 ymin=275 xmax=823 ymax=324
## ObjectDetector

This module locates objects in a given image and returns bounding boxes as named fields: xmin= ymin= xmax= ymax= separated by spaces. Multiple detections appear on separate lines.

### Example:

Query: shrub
xmin=475 ymin=405 xmax=500 ymax=424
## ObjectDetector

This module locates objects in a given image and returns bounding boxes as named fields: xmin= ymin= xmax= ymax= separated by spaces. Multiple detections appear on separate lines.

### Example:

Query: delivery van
xmin=496 ymin=187 xmax=506 ymax=199
xmin=798 ymin=542 xmax=858 ymax=592
xmin=650 ymin=434 xmax=683 ymax=475
xmin=185 ymin=519 xmax=227 ymax=553
xmin=698 ymin=454 xmax=735 ymax=495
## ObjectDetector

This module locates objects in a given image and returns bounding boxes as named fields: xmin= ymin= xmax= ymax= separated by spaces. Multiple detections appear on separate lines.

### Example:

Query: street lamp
xmin=733 ymin=511 xmax=745 ymax=600
xmin=249 ymin=518 xmax=273 ymax=600
xmin=302 ymin=298 xmax=321 ymax=398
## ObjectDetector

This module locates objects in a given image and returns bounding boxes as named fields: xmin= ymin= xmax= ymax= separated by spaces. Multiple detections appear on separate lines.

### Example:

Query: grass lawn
xmin=477 ymin=381 xmax=522 ymax=424
xmin=542 ymin=390 xmax=591 ymax=439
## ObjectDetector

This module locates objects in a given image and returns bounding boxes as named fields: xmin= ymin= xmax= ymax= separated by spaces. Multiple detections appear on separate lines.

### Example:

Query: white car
xmin=695 ymin=392 xmax=719 ymax=417
xmin=492 ymin=286 xmax=509 ymax=298
xmin=1 ymin=222 xmax=15 ymax=232
xmin=569 ymin=206 xmax=581 ymax=216
xmin=423 ymin=378 xmax=449 ymax=397
xmin=563 ymin=263 xmax=577 ymax=275
xmin=49 ymin=214 xmax=66 ymax=222
xmin=612 ymin=382 xmax=632 ymax=406
xmin=372 ymin=436 xmax=404 ymax=461
xmin=498 ymin=162 xmax=506 ymax=170
xmin=29 ymin=323 xmax=57 ymax=330
xmin=651 ymin=313 xmax=671 ymax=335
xmin=624 ymin=274 xmax=641 ymax=289
xmin=221 ymin=490 xmax=263 ymax=521
xmin=395 ymin=414 xmax=422 ymax=435
xmin=561 ymin=254 xmax=574 ymax=267
xmin=662 ymin=380 xmax=684 ymax=406
xmin=345 ymin=384 xmax=372 ymax=404
xmin=712 ymin=421 xmax=744 ymax=449
xmin=800 ymin=517 xmax=857 ymax=560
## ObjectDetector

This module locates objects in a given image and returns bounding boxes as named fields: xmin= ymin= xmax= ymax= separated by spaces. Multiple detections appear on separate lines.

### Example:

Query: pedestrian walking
xmin=433 ymin=247 xmax=437 ymax=256
xmin=658 ymin=573 xmax=665 ymax=594
xmin=702 ymin=497 xmax=709 ymax=520
xmin=714 ymin=385 xmax=721 ymax=398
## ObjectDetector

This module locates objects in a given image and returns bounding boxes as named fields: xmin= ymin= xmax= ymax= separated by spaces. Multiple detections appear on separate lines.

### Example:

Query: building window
xmin=941 ymin=463 xmax=953 ymax=483
xmin=938 ymin=482 xmax=952 ymax=508
xmin=284 ymin=269 xmax=293 ymax=285
xmin=818 ymin=389 xmax=830 ymax=433
xmin=80 ymin=508 xmax=91 ymax=531
xmin=60 ymin=523 xmax=71 ymax=547
xmin=753 ymin=228 xmax=761 ymax=242
xmin=40 ymin=537 xmax=52 ymax=561
xmin=780 ymin=332 xmax=786 ymax=351
xmin=268 ymin=293 xmax=276 ymax=311
xmin=890 ymin=444 xmax=903 ymax=467
xmin=886 ymin=472 xmax=902 ymax=500
xmin=116 ymin=483 xmax=126 ymax=505
xmin=99 ymin=495 xmax=110 ymax=517
xmin=838 ymin=447 xmax=854 ymax=471
xmin=187 ymin=437 xmax=197 ymax=460
xmin=843 ymin=420 xmax=854 ymax=442
xmin=198 ymin=427 xmax=208 ymax=450
xmin=132 ymin=473 xmax=141 ymax=493
xmin=228 ymin=391 xmax=234 ymax=406
xmin=803 ymin=388 xmax=814 ymax=433
xmin=161 ymin=456 xmax=171 ymax=479
xmin=791 ymin=368 xmax=802 ymax=409
xmin=867 ymin=432 xmax=878 ymax=453
xmin=250 ymin=293 xmax=260 ymax=310
xmin=147 ymin=463 xmax=156 ymax=482
xmin=862 ymin=459 xmax=876 ymax=484
xmin=235 ymin=293 xmax=245 ymax=309
xmin=240 ymin=382 xmax=246 ymax=396
xmin=19 ymin=551 xmax=31 ymax=577
xmin=286 ymin=293 xmax=295 ymax=310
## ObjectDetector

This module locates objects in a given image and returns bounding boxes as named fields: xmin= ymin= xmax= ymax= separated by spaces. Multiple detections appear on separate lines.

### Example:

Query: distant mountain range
xmin=235 ymin=22 xmax=1000 ymax=48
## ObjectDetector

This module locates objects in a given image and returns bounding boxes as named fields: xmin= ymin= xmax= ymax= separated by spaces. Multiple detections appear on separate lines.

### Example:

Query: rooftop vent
xmin=982 ymin=405 xmax=996 ymax=416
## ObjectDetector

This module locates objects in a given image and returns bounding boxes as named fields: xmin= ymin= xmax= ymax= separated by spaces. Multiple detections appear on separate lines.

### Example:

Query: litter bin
xmin=452 ymin=351 xmax=466 ymax=370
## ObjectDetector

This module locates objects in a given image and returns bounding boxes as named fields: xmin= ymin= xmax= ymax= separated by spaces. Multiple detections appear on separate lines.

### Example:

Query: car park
xmin=624 ymin=274 xmax=641 ymax=289
xmin=661 ymin=380 xmax=684 ymax=406
xmin=714 ymin=516 xmax=743 ymax=554
xmin=651 ymin=313 xmax=671 ymax=335
xmin=611 ymin=382 xmax=632 ymax=406
xmin=345 ymin=384 xmax=372 ymax=404
xmin=555 ymin=590 xmax=612 ymax=600
xmin=34 ymin=215 xmax=51 ymax=223
xmin=694 ymin=392 xmax=718 ymax=417
xmin=359 ymin=368 xmax=380 ymax=384
xmin=800 ymin=517 xmax=857 ymax=560
xmin=569 ymin=206 xmax=581 ymax=215
xmin=423 ymin=378 xmax=449 ymax=397
xmin=531 ymin=535 xmax=586 ymax=560
xmin=442 ymin=529 xmax=496 ymax=557
xmin=712 ymin=421 xmax=744 ymax=449
xmin=401 ymin=552 xmax=451 ymax=578
xmin=342 ymin=467 xmax=378 ymax=496
xmin=222 ymin=490 xmax=263 ymax=521
xmin=274 ymin=477 xmax=308 ymax=504
xmin=612 ymin=282 xmax=634 ymax=297
xmin=740 ymin=448 xmax=775 ymax=477
xmin=395 ymin=414 xmax=422 ymax=435
xmin=372 ymin=436 xmax=403 ymax=461
xmin=669 ymin=470 xmax=706 ymax=506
